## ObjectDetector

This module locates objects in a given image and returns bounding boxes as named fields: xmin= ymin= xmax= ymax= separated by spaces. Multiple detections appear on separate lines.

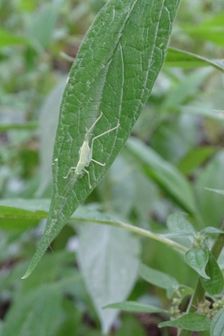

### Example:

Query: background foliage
xmin=0 ymin=0 xmax=224 ymax=335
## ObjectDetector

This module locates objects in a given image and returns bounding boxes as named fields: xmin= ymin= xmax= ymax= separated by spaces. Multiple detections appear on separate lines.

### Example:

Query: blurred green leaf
xmin=163 ymin=69 xmax=211 ymax=111
xmin=0 ymin=199 xmax=49 ymax=230
xmin=160 ymin=313 xmax=210 ymax=331
xmin=78 ymin=223 xmax=140 ymax=333
xmin=166 ymin=48 xmax=224 ymax=71
xmin=178 ymin=147 xmax=216 ymax=175
xmin=23 ymin=0 xmax=181 ymax=279
xmin=211 ymin=309 xmax=224 ymax=336
xmin=106 ymin=301 xmax=166 ymax=314
xmin=0 ymin=29 xmax=29 ymax=47
xmin=184 ymin=13 xmax=224 ymax=46
xmin=116 ymin=316 xmax=145 ymax=336
xmin=127 ymin=138 xmax=196 ymax=214
xmin=204 ymin=188 xmax=224 ymax=196
xmin=185 ymin=248 xmax=209 ymax=279
xmin=201 ymin=255 xmax=224 ymax=295
xmin=27 ymin=1 xmax=62 ymax=50
xmin=196 ymin=152 xmax=224 ymax=227
xmin=139 ymin=264 xmax=179 ymax=296
xmin=202 ymin=227 xmax=224 ymax=235
xmin=2 ymin=286 xmax=64 ymax=336
xmin=182 ymin=106 xmax=224 ymax=121
xmin=0 ymin=122 xmax=37 ymax=132
xmin=38 ymin=79 xmax=66 ymax=196
xmin=167 ymin=212 xmax=195 ymax=235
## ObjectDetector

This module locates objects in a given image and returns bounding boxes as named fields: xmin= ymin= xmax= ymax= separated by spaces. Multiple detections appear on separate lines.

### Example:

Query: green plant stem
xmin=179 ymin=232 xmax=224 ymax=336
xmin=71 ymin=216 xmax=187 ymax=254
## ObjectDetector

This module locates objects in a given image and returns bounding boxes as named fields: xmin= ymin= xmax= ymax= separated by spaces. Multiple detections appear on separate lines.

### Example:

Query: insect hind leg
xmin=84 ymin=168 xmax=91 ymax=188
xmin=91 ymin=159 xmax=105 ymax=167
xmin=91 ymin=121 xmax=120 ymax=145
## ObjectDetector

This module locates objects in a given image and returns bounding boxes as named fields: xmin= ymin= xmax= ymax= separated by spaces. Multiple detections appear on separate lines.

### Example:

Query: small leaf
xmin=106 ymin=301 xmax=166 ymax=314
xmin=202 ymin=227 xmax=224 ymax=235
xmin=139 ymin=264 xmax=179 ymax=296
xmin=166 ymin=47 xmax=224 ymax=72
xmin=23 ymin=0 xmax=181 ymax=278
xmin=185 ymin=248 xmax=209 ymax=279
xmin=211 ymin=309 xmax=224 ymax=336
xmin=201 ymin=255 xmax=224 ymax=295
xmin=78 ymin=223 xmax=140 ymax=334
xmin=160 ymin=313 xmax=210 ymax=332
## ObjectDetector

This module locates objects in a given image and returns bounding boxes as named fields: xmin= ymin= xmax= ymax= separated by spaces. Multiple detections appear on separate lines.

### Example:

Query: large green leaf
xmin=139 ymin=264 xmax=179 ymax=296
xmin=22 ymin=0 xmax=181 ymax=278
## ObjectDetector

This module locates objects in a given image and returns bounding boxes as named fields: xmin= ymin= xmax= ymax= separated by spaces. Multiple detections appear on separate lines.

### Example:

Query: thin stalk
xmin=71 ymin=216 xmax=187 ymax=254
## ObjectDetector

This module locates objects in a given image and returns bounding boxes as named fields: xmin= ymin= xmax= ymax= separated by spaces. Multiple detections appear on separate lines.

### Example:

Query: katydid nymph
xmin=64 ymin=112 xmax=120 ymax=188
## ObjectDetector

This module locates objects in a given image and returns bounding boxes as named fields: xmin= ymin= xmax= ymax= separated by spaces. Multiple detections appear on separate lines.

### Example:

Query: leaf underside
xmin=23 ymin=0 xmax=180 ymax=278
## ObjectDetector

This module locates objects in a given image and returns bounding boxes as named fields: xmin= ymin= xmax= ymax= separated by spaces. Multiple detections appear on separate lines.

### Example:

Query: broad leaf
xmin=160 ymin=313 xmax=210 ymax=332
xmin=106 ymin=301 xmax=166 ymax=314
xmin=211 ymin=309 xmax=224 ymax=336
xmin=78 ymin=223 xmax=140 ymax=333
xmin=185 ymin=248 xmax=209 ymax=279
xmin=23 ymin=0 xmax=181 ymax=278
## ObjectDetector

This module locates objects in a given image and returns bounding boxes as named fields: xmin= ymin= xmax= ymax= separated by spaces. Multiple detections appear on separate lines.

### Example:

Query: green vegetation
xmin=0 ymin=0 xmax=224 ymax=335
